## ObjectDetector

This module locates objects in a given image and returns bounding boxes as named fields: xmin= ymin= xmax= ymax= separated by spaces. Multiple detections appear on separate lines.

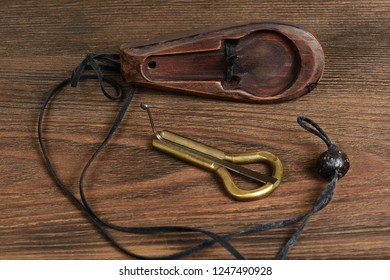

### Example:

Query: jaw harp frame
xmin=141 ymin=104 xmax=283 ymax=201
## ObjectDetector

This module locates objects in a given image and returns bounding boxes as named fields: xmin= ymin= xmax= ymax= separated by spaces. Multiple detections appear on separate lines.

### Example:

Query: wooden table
xmin=1 ymin=0 xmax=389 ymax=259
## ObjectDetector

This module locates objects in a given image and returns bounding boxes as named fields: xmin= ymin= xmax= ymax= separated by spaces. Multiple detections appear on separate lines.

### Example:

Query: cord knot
xmin=70 ymin=52 xmax=123 ymax=100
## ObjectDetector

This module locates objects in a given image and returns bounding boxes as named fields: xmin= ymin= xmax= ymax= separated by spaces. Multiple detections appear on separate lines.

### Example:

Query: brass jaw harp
xmin=141 ymin=104 xmax=283 ymax=201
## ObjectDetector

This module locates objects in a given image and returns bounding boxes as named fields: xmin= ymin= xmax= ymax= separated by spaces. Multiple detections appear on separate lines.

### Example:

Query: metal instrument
xmin=141 ymin=104 xmax=283 ymax=201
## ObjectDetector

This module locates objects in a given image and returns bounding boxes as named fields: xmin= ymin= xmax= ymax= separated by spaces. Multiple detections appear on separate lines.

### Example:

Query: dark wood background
xmin=1 ymin=0 xmax=389 ymax=259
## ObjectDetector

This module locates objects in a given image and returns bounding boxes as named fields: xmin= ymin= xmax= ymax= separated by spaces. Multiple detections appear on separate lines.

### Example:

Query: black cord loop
xmin=70 ymin=53 xmax=122 ymax=100
xmin=38 ymin=53 xmax=348 ymax=259
xmin=297 ymin=116 xmax=334 ymax=147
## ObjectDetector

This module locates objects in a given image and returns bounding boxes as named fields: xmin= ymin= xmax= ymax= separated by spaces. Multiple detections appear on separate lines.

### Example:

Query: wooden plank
xmin=0 ymin=0 xmax=389 ymax=259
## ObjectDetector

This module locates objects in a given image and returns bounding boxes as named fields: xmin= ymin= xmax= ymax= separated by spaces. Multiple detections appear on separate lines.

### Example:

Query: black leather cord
xmin=38 ymin=53 xmax=245 ymax=260
xmin=38 ymin=53 xmax=348 ymax=259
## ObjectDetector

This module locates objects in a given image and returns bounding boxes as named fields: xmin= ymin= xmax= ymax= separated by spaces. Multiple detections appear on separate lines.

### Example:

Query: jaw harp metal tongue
xmin=141 ymin=104 xmax=283 ymax=201
xmin=121 ymin=22 xmax=325 ymax=103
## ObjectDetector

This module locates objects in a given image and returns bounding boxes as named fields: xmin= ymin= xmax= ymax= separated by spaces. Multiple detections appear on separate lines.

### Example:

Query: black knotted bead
xmin=317 ymin=145 xmax=350 ymax=180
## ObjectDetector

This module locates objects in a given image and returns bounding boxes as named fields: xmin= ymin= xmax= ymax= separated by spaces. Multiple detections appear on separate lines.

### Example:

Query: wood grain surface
xmin=0 ymin=0 xmax=389 ymax=260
